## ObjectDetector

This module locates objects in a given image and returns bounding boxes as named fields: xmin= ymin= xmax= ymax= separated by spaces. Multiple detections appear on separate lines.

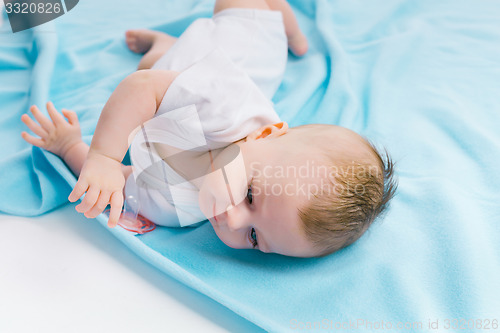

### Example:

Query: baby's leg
xmin=213 ymin=0 xmax=308 ymax=56
xmin=126 ymin=30 xmax=178 ymax=70
xmin=264 ymin=0 xmax=308 ymax=56
xmin=213 ymin=0 xmax=270 ymax=13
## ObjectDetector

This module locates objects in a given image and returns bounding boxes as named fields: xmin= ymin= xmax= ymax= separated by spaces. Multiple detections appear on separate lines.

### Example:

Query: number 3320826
xmin=444 ymin=319 xmax=498 ymax=330
xmin=5 ymin=2 xmax=62 ymax=14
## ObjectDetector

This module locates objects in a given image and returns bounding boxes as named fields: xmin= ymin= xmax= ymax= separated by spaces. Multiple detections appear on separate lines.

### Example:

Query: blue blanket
xmin=1 ymin=0 xmax=499 ymax=331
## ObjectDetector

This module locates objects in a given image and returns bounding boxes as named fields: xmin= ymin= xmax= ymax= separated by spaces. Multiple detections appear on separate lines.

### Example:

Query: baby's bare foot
xmin=288 ymin=31 xmax=309 ymax=57
xmin=125 ymin=29 xmax=163 ymax=54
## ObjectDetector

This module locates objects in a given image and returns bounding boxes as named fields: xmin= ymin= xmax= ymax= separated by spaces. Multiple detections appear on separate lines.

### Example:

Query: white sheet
xmin=0 ymin=204 xmax=264 ymax=333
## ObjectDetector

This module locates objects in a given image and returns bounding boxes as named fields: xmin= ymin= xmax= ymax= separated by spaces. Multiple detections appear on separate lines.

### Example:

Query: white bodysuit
xmin=125 ymin=8 xmax=288 ymax=227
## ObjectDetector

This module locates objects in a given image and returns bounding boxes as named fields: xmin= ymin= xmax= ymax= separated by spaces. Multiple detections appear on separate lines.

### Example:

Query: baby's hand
xmin=68 ymin=152 xmax=125 ymax=228
xmin=21 ymin=102 xmax=82 ymax=159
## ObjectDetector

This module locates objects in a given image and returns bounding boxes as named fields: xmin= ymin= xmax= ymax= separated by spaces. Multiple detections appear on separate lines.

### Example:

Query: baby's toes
xmin=125 ymin=30 xmax=148 ymax=53
xmin=125 ymin=34 xmax=139 ymax=52
xmin=289 ymin=32 xmax=309 ymax=57
xmin=125 ymin=29 xmax=156 ymax=54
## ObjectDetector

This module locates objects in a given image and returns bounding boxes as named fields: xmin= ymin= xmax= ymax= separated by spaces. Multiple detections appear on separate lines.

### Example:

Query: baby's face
xmin=198 ymin=127 xmax=325 ymax=257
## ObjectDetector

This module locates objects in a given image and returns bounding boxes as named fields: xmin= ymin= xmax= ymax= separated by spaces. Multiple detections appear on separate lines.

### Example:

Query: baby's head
xmin=198 ymin=122 xmax=397 ymax=257
xmin=288 ymin=124 xmax=397 ymax=256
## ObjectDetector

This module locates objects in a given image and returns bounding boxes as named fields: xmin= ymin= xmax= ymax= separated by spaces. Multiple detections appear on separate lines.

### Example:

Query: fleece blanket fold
xmin=1 ymin=0 xmax=499 ymax=331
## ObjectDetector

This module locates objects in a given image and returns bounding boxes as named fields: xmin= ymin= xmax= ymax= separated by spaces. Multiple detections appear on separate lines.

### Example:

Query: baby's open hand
xmin=21 ymin=102 xmax=82 ymax=158
xmin=68 ymin=152 xmax=125 ymax=228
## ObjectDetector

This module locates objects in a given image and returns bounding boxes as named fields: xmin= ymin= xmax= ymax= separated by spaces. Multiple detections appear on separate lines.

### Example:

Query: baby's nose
xmin=225 ymin=204 xmax=246 ymax=232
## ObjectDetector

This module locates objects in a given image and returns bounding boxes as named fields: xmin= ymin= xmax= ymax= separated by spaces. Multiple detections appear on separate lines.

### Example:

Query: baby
xmin=21 ymin=0 xmax=397 ymax=258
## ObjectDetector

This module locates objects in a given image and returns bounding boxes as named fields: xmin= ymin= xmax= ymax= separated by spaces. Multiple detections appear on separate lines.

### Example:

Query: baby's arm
xmin=68 ymin=69 xmax=179 ymax=227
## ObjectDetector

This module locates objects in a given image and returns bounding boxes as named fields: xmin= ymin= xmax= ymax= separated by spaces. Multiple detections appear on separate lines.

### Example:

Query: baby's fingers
xmin=108 ymin=192 xmax=123 ymax=228
xmin=62 ymin=109 xmax=79 ymax=126
xmin=30 ymin=105 xmax=55 ymax=132
xmin=21 ymin=131 xmax=45 ymax=148
xmin=46 ymin=101 xmax=66 ymax=125
xmin=85 ymin=191 xmax=111 ymax=219
xmin=21 ymin=114 xmax=48 ymax=138
xmin=76 ymin=187 xmax=100 ymax=213
xmin=68 ymin=179 xmax=89 ymax=202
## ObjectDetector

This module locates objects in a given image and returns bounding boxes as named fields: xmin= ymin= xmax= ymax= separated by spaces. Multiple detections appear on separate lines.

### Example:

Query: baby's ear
xmin=246 ymin=122 xmax=289 ymax=141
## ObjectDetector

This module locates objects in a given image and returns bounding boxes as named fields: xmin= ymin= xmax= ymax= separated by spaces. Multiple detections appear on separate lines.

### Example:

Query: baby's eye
xmin=249 ymin=228 xmax=258 ymax=249
xmin=246 ymin=185 xmax=253 ymax=204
